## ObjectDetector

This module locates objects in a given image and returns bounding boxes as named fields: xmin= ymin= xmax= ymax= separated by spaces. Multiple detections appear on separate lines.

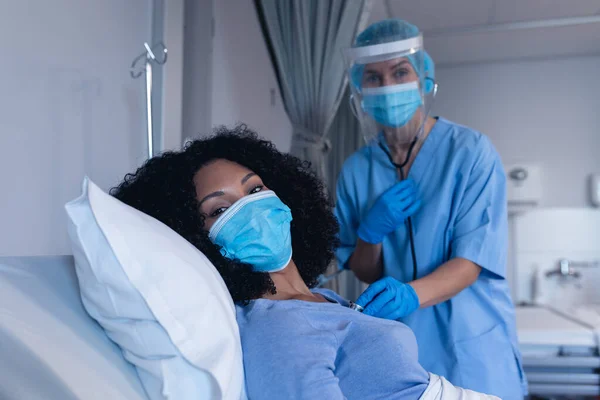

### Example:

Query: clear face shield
xmin=344 ymin=34 xmax=438 ymax=148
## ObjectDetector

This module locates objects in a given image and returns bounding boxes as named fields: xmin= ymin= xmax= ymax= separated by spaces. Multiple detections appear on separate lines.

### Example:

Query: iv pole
xmin=130 ymin=42 xmax=168 ymax=159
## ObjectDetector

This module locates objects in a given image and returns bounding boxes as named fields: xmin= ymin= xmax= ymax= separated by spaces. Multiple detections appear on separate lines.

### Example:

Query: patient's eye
xmin=210 ymin=207 xmax=227 ymax=218
xmin=249 ymin=185 xmax=264 ymax=194
xmin=207 ymin=185 xmax=264 ymax=218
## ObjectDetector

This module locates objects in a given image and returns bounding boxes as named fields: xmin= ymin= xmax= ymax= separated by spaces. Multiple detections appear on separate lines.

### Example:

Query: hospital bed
xmin=0 ymin=256 xmax=148 ymax=399
xmin=517 ymin=305 xmax=600 ymax=396
xmin=512 ymin=208 xmax=600 ymax=397
xmin=0 ymin=258 xmax=488 ymax=400
xmin=3 ymin=208 xmax=599 ymax=399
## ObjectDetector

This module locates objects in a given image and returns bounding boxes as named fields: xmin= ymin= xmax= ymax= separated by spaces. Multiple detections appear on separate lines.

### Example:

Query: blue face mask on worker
xmin=208 ymin=190 xmax=293 ymax=273
xmin=361 ymin=82 xmax=423 ymax=128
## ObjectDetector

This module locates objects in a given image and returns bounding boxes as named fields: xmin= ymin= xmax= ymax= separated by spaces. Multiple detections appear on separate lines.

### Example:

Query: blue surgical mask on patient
xmin=361 ymin=82 xmax=423 ymax=128
xmin=208 ymin=190 xmax=293 ymax=273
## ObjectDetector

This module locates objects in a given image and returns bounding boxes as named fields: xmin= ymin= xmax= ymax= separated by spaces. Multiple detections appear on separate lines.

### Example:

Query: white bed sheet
xmin=0 ymin=256 xmax=148 ymax=400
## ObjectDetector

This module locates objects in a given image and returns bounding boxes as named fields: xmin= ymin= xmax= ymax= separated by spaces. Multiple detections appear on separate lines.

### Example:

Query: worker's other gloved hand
xmin=357 ymin=179 xmax=420 ymax=244
xmin=356 ymin=277 xmax=420 ymax=320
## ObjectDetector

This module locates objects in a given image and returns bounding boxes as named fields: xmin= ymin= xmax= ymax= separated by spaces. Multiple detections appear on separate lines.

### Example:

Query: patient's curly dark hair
xmin=111 ymin=124 xmax=339 ymax=304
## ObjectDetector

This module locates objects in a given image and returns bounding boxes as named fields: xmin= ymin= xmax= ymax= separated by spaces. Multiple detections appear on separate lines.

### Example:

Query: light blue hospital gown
xmin=335 ymin=117 xmax=527 ymax=399
xmin=236 ymin=289 xmax=429 ymax=399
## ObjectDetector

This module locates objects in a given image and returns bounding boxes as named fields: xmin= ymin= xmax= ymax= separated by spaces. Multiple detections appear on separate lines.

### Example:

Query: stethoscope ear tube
xmin=378 ymin=139 xmax=419 ymax=282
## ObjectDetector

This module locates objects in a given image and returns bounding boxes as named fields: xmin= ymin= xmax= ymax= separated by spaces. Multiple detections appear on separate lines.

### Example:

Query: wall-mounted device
xmin=590 ymin=174 xmax=600 ymax=208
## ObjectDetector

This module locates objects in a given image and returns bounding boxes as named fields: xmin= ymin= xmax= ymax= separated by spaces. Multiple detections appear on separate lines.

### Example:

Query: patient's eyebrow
xmin=198 ymin=173 xmax=257 ymax=206
xmin=241 ymin=172 xmax=256 ymax=184
xmin=198 ymin=191 xmax=224 ymax=206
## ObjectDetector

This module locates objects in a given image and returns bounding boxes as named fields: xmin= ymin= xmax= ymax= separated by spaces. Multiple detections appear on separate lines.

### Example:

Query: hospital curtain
xmin=254 ymin=0 xmax=370 ymax=188
xmin=326 ymin=88 xmax=363 ymax=203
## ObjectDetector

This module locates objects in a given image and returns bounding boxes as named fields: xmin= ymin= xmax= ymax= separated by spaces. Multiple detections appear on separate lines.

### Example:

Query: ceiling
xmin=368 ymin=0 xmax=600 ymax=65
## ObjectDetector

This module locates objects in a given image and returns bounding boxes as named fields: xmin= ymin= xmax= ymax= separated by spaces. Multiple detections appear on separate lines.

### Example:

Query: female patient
xmin=112 ymin=125 xmax=497 ymax=400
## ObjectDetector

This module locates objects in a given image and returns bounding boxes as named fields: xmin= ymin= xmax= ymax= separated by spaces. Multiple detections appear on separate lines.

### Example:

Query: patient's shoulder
xmin=236 ymin=300 xmax=337 ymax=359
xmin=236 ymin=300 xmax=316 ymax=336
xmin=313 ymin=288 xmax=348 ymax=305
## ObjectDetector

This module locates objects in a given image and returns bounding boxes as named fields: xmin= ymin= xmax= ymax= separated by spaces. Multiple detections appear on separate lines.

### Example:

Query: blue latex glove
xmin=357 ymin=179 xmax=421 ymax=244
xmin=356 ymin=277 xmax=420 ymax=320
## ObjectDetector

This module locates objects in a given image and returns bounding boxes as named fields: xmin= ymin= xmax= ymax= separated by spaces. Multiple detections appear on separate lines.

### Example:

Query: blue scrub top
xmin=335 ymin=117 xmax=527 ymax=399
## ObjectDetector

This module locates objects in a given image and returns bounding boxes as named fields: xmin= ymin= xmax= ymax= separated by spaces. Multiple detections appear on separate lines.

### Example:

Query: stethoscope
xmin=319 ymin=136 xmax=419 ymax=302
xmin=377 ymin=137 xmax=419 ymax=282
xmin=375 ymin=78 xmax=438 ymax=282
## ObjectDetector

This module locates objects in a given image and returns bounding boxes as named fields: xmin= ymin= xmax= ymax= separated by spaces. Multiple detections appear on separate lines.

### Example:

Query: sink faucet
xmin=545 ymin=259 xmax=599 ymax=278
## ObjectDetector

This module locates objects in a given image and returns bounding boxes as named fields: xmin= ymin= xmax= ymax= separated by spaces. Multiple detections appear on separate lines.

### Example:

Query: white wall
xmin=0 ymin=1 xmax=153 ymax=256
xmin=434 ymin=56 xmax=600 ymax=207
xmin=161 ymin=0 xmax=186 ymax=152
xmin=210 ymin=0 xmax=292 ymax=151
xmin=182 ymin=0 xmax=213 ymax=142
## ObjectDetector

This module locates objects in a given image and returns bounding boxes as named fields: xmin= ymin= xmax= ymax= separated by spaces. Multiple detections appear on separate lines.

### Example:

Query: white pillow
xmin=65 ymin=177 xmax=245 ymax=400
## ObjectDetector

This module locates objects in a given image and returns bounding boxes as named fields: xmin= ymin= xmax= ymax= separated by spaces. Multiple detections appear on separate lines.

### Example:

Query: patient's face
xmin=193 ymin=159 xmax=268 ymax=230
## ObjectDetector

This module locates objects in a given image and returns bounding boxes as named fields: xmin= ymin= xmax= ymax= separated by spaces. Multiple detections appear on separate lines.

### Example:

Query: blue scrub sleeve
xmin=450 ymin=137 xmax=508 ymax=279
xmin=334 ymin=167 xmax=360 ymax=270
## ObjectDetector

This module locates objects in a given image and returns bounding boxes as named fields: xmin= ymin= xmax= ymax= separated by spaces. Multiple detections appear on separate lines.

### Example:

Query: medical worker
xmin=335 ymin=19 xmax=526 ymax=399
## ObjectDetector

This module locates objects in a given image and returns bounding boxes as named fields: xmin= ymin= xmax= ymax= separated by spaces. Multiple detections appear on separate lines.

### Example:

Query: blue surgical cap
xmin=350 ymin=19 xmax=435 ymax=93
